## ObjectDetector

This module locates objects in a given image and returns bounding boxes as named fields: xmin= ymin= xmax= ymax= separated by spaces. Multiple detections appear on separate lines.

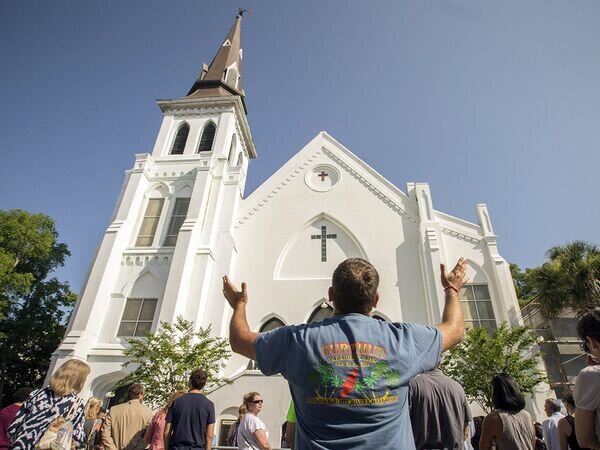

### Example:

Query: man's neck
xmin=332 ymin=309 xmax=371 ymax=317
xmin=189 ymin=389 xmax=202 ymax=394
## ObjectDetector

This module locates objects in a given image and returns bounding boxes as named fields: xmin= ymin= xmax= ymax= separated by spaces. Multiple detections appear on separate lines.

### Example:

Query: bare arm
xmin=557 ymin=417 xmax=570 ymax=450
xmin=253 ymin=429 xmax=272 ymax=450
xmin=205 ymin=423 xmax=215 ymax=450
xmin=575 ymin=408 xmax=600 ymax=449
xmin=285 ymin=421 xmax=296 ymax=450
xmin=223 ymin=276 xmax=259 ymax=360
xmin=480 ymin=412 xmax=501 ymax=450
xmin=437 ymin=258 xmax=467 ymax=352
xmin=163 ymin=422 xmax=171 ymax=450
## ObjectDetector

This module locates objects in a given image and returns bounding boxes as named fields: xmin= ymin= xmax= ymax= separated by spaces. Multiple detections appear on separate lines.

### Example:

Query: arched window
xmin=308 ymin=303 xmax=333 ymax=323
xmin=228 ymin=134 xmax=237 ymax=164
xmin=460 ymin=284 xmax=496 ymax=333
xmin=260 ymin=317 xmax=285 ymax=333
xmin=236 ymin=152 xmax=244 ymax=167
xmin=170 ymin=123 xmax=189 ymax=155
xmin=198 ymin=122 xmax=216 ymax=152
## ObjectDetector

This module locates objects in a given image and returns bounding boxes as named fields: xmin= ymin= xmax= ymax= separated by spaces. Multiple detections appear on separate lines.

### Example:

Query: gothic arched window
xmin=460 ymin=284 xmax=497 ymax=333
xmin=260 ymin=317 xmax=285 ymax=333
xmin=198 ymin=122 xmax=216 ymax=152
xmin=170 ymin=123 xmax=189 ymax=155
xmin=308 ymin=303 xmax=333 ymax=323
xmin=236 ymin=152 xmax=244 ymax=167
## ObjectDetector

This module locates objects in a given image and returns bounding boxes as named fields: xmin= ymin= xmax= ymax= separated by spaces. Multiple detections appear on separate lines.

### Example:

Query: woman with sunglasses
xmin=237 ymin=392 xmax=271 ymax=450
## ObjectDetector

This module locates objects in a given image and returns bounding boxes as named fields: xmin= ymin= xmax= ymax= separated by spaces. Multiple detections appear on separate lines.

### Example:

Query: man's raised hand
xmin=440 ymin=257 xmax=468 ymax=292
xmin=222 ymin=275 xmax=248 ymax=309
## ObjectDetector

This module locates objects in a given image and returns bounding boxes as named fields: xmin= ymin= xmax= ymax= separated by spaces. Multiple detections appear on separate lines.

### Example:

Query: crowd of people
xmin=0 ymin=258 xmax=598 ymax=450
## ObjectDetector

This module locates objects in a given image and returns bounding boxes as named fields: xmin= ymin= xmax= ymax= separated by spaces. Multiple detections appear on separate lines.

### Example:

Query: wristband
xmin=444 ymin=284 xmax=459 ymax=294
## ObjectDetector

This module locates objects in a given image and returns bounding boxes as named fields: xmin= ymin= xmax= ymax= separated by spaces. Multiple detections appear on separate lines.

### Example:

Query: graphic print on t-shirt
xmin=306 ymin=341 xmax=400 ymax=406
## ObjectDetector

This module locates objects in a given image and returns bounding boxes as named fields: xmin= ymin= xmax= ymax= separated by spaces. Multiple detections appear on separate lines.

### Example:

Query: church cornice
xmin=321 ymin=148 xmax=417 ymax=223
xmin=440 ymin=226 xmax=481 ymax=244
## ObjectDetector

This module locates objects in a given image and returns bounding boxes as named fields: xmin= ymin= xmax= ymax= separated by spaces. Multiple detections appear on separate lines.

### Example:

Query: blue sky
xmin=1 ymin=1 xmax=599 ymax=293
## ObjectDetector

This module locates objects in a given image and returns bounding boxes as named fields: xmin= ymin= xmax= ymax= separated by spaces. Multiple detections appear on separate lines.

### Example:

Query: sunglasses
xmin=249 ymin=399 xmax=263 ymax=404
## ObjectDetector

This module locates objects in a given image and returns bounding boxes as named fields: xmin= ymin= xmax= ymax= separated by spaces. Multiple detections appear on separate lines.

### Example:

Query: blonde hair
xmin=49 ymin=359 xmax=91 ymax=396
xmin=242 ymin=391 xmax=261 ymax=409
xmin=161 ymin=390 xmax=186 ymax=414
xmin=84 ymin=397 xmax=102 ymax=419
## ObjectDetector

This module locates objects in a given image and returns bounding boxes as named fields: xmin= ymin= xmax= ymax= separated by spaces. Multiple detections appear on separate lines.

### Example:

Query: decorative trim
xmin=236 ymin=151 xmax=323 ymax=226
xmin=121 ymin=249 xmax=174 ymax=266
xmin=440 ymin=227 xmax=481 ymax=243
xmin=322 ymin=148 xmax=416 ymax=223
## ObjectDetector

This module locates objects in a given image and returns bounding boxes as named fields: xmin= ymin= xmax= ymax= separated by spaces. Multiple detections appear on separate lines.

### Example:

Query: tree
xmin=526 ymin=241 xmax=600 ymax=318
xmin=510 ymin=263 xmax=535 ymax=308
xmin=440 ymin=323 xmax=546 ymax=413
xmin=0 ymin=210 xmax=75 ymax=406
xmin=119 ymin=316 xmax=231 ymax=407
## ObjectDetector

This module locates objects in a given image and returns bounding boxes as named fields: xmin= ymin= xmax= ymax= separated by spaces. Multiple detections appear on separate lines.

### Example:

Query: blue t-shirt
xmin=165 ymin=392 xmax=215 ymax=450
xmin=256 ymin=313 xmax=441 ymax=450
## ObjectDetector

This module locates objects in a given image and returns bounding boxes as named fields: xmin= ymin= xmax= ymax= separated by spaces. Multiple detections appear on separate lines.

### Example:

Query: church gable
xmin=237 ymin=132 xmax=418 ymax=227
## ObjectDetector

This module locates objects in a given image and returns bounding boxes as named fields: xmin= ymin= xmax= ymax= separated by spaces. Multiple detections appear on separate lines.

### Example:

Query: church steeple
xmin=185 ymin=13 xmax=246 ymax=112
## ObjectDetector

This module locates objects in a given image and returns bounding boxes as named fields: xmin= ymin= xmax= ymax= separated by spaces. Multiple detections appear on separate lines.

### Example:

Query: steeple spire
xmin=185 ymin=13 xmax=247 ymax=112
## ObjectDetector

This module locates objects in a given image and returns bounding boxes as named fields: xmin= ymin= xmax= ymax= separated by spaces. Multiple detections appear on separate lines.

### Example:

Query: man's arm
xmin=557 ymin=417 xmax=570 ymax=450
xmin=205 ymin=423 xmax=215 ymax=450
xmin=222 ymin=276 xmax=259 ymax=360
xmin=101 ymin=412 xmax=117 ymax=450
xmin=575 ymin=408 xmax=600 ymax=449
xmin=437 ymin=258 xmax=467 ymax=352
xmin=163 ymin=422 xmax=171 ymax=450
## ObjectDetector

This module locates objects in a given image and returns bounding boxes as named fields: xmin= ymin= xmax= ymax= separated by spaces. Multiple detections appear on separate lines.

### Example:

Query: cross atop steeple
xmin=185 ymin=13 xmax=248 ymax=112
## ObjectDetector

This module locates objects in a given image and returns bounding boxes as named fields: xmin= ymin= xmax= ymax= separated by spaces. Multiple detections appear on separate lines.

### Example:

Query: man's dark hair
xmin=332 ymin=258 xmax=379 ymax=314
xmin=491 ymin=374 xmax=526 ymax=413
xmin=189 ymin=368 xmax=208 ymax=390
xmin=563 ymin=390 xmax=576 ymax=408
xmin=14 ymin=387 xmax=34 ymax=403
xmin=577 ymin=308 xmax=600 ymax=344
xmin=128 ymin=383 xmax=144 ymax=400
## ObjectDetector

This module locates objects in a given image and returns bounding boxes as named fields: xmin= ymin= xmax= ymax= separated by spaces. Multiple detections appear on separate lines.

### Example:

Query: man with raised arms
xmin=222 ymin=257 xmax=467 ymax=450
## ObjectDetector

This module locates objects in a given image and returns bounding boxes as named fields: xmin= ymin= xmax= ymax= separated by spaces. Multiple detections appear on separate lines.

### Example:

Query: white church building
xmin=51 ymin=15 xmax=534 ymax=446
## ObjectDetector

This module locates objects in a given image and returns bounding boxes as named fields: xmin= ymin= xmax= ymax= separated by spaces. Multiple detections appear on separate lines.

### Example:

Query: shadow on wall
xmin=395 ymin=229 xmax=428 ymax=324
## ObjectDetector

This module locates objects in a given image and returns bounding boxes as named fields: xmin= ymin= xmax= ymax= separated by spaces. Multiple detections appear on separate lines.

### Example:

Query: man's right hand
xmin=222 ymin=276 xmax=248 ymax=309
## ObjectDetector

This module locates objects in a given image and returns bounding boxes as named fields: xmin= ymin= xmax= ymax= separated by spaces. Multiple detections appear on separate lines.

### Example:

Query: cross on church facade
xmin=318 ymin=171 xmax=328 ymax=182
xmin=311 ymin=225 xmax=337 ymax=262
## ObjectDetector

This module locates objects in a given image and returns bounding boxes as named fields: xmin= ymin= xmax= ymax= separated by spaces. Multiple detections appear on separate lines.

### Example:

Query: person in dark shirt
xmin=0 ymin=387 xmax=33 ymax=449
xmin=164 ymin=369 xmax=215 ymax=450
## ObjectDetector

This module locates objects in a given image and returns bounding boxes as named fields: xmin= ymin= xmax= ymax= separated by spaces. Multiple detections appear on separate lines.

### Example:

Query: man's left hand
xmin=222 ymin=276 xmax=248 ymax=309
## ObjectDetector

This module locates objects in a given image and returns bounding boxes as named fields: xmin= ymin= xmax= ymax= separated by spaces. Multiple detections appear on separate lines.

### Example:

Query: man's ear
xmin=372 ymin=292 xmax=380 ymax=310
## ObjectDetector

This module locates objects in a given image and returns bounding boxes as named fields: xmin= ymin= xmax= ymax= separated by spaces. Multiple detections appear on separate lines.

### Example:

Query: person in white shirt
xmin=237 ymin=392 xmax=271 ymax=450
xmin=543 ymin=398 xmax=565 ymax=450
xmin=574 ymin=308 xmax=600 ymax=450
